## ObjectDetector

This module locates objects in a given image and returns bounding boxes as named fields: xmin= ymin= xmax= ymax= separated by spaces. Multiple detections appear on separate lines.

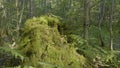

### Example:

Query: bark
xmin=98 ymin=0 xmax=105 ymax=47
xmin=109 ymin=0 xmax=115 ymax=50
xmin=69 ymin=0 xmax=72 ymax=9
xmin=83 ymin=0 xmax=90 ymax=45
xmin=30 ymin=0 xmax=34 ymax=17
xmin=43 ymin=0 xmax=47 ymax=13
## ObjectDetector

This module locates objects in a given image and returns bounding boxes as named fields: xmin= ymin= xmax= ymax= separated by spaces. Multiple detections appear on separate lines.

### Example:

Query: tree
xmin=83 ymin=0 xmax=90 ymax=45
xmin=109 ymin=0 xmax=115 ymax=50
xmin=98 ymin=0 xmax=105 ymax=47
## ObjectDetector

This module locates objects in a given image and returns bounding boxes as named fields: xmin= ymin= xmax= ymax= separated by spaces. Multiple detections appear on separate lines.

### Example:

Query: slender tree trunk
xmin=30 ymin=0 xmax=34 ymax=17
xmin=47 ymin=0 xmax=51 ymax=13
xmin=16 ymin=0 xmax=19 ymax=39
xmin=56 ymin=0 xmax=58 ymax=7
xmin=69 ymin=0 xmax=72 ymax=9
xmin=109 ymin=0 xmax=115 ymax=50
xmin=83 ymin=0 xmax=90 ymax=45
xmin=0 ymin=0 xmax=5 ymax=45
xmin=98 ymin=0 xmax=105 ymax=47
xmin=43 ymin=0 xmax=47 ymax=13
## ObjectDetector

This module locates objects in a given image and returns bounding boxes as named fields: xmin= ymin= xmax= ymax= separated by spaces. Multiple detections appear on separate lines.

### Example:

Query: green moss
xmin=17 ymin=15 xmax=90 ymax=68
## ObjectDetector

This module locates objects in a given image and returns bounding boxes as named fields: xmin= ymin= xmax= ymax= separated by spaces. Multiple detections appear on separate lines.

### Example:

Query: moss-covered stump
xmin=17 ymin=15 xmax=90 ymax=68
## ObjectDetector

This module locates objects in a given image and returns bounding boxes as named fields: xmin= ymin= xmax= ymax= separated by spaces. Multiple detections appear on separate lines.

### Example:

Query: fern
xmin=0 ymin=46 xmax=24 ymax=61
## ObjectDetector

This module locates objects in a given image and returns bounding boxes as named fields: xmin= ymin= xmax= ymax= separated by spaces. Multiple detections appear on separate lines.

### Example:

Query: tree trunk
xmin=69 ymin=0 xmax=72 ymax=9
xmin=30 ymin=0 xmax=34 ymax=17
xmin=83 ymin=0 xmax=90 ymax=45
xmin=98 ymin=0 xmax=105 ymax=47
xmin=109 ymin=0 xmax=115 ymax=50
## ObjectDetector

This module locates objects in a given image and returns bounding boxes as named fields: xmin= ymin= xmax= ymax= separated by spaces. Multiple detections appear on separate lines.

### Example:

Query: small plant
xmin=0 ymin=45 xmax=24 ymax=67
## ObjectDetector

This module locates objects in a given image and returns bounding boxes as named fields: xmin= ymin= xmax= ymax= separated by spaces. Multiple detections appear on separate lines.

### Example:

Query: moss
xmin=17 ymin=15 xmax=90 ymax=68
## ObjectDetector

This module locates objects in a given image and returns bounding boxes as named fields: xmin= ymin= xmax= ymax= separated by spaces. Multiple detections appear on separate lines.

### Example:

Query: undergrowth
xmin=16 ymin=14 xmax=90 ymax=68
xmin=0 ymin=14 xmax=120 ymax=68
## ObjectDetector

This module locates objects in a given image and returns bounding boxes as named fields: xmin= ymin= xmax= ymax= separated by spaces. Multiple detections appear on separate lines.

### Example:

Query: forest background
xmin=0 ymin=0 xmax=120 ymax=68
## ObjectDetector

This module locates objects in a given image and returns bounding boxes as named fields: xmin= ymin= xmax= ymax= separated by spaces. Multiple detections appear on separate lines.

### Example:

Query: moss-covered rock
xmin=17 ymin=15 xmax=90 ymax=68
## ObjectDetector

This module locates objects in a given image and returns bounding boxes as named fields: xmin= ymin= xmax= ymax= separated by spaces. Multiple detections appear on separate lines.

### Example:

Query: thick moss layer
xmin=18 ymin=15 xmax=90 ymax=68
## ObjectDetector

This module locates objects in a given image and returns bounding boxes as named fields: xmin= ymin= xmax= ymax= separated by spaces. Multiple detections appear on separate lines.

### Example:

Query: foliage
xmin=0 ymin=0 xmax=120 ymax=67
xmin=0 ymin=45 xmax=24 ymax=67
xmin=16 ymin=15 xmax=90 ymax=68
xmin=0 ymin=46 xmax=24 ymax=61
xmin=66 ymin=34 xmax=119 ymax=68
xmin=63 ymin=33 xmax=120 ymax=68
